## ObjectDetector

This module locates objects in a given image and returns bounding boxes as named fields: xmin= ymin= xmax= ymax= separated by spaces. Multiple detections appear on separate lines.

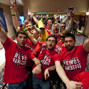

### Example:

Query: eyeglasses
xmin=61 ymin=26 xmax=66 ymax=28
xmin=47 ymin=40 xmax=56 ymax=42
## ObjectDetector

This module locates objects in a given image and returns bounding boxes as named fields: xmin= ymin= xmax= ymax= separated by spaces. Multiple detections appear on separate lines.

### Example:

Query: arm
xmin=61 ymin=16 xmax=69 ymax=23
xmin=0 ymin=25 xmax=7 ymax=44
xmin=61 ymin=11 xmax=74 ymax=27
xmin=28 ymin=12 xmax=38 ymax=25
xmin=55 ymin=61 xmax=82 ymax=89
xmin=32 ymin=57 xmax=40 ymax=66
xmin=9 ymin=0 xmax=20 ymax=32
xmin=26 ymin=30 xmax=38 ymax=45
xmin=32 ymin=57 xmax=41 ymax=74
xmin=44 ymin=65 xmax=55 ymax=80
xmin=83 ymin=37 xmax=89 ymax=52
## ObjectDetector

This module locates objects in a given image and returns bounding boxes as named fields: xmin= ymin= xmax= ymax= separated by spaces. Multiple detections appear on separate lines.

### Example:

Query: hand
xmin=44 ymin=69 xmax=50 ymax=80
xmin=37 ymin=36 xmax=42 ymax=41
xmin=8 ymin=0 xmax=18 ymax=13
xmin=66 ymin=81 xmax=82 ymax=89
xmin=32 ymin=65 xmax=41 ymax=74
xmin=28 ymin=12 xmax=34 ymax=17
xmin=8 ymin=0 xmax=16 ymax=5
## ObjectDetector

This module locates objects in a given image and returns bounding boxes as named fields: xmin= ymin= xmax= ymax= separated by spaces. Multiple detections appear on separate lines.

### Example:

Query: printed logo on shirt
xmin=25 ymin=44 xmax=34 ymax=51
xmin=63 ymin=57 xmax=81 ymax=71
xmin=55 ymin=45 xmax=62 ymax=54
xmin=40 ymin=44 xmax=46 ymax=54
xmin=13 ymin=51 xmax=28 ymax=66
xmin=41 ymin=54 xmax=51 ymax=65
xmin=46 ymin=29 xmax=51 ymax=32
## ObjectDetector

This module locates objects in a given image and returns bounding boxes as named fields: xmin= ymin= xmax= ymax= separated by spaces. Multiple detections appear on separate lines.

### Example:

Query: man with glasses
xmin=32 ymin=35 xmax=60 ymax=89
xmin=60 ymin=22 xmax=66 ymax=33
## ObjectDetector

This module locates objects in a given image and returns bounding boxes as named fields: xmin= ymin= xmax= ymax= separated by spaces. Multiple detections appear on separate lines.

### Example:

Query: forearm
xmin=61 ymin=16 xmax=69 ymax=23
xmin=47 ymin=65 xmax=55 ymax=71
xmin=44 ymin=66 xmax=55 ymax=80
xmin=83 ymin=37 xmax=89 ymax=52
xmin=10 ymin=4 xmax=20 ymax=32
xmin=55 ymin=61 xmax=70 ymax=85
xmin=26 ymin=31 xmax=37 ymax=45
xmin=69 ymin=17 xmax=74 ymax=27
xmin=32 ymin=57 xmax=40 ymax=65
xmin=12 ymin=16 xmax=20 ymax=32
xmin=33 ymin=16 xmax=38 ymax=25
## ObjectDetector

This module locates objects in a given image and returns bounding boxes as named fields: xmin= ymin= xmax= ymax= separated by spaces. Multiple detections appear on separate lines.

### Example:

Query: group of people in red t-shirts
xmin=1 ymin=0 xmax=89 ymax=89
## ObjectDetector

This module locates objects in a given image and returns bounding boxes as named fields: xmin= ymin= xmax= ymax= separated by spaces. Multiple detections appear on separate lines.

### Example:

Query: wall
xmin=27 ymin=0 xmax=88 ymax=13
xmin=84 ymin=0 xmax=89 ymax=36
xmin=23 ymin=0 xmax=29 ymax=18
xmin=0 ymin=3 xmax=15 ymax=48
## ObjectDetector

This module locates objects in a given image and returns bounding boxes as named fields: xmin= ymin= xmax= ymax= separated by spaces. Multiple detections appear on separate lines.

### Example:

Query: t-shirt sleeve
xmin=79 ymin=45 xmax=89 ymax=54
xmin=53 ymin=53 xmax=62 ymax=62
xmin=28 ymin=49 xmax=35 ymax=60
xmin=2 ymin=37 xmax=15 ymax=51
xmin=32 ymin=42 xmax=41 ymax=56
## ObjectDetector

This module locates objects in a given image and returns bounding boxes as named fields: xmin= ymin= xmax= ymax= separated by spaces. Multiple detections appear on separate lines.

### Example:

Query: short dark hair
xmin=64 ymin=33 xmax=75 ymax=41
xmin=46 ymin=35 xmax=57 ymax=43
xmin=16 ymin=31 xmax=28 ymax=37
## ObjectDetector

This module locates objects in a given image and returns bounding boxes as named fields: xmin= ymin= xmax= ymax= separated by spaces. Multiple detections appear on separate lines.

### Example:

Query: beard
xmin=66 ymin=45 xmax=74 ymax=51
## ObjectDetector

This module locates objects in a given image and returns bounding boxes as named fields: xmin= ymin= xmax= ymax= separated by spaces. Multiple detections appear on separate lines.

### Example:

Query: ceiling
xmin=0 ymin=0 xmax=23 ymax=5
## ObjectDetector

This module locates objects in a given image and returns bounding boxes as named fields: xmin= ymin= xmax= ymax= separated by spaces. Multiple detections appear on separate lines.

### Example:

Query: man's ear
xmin=74 ymin=40 xmax=76 ymax=43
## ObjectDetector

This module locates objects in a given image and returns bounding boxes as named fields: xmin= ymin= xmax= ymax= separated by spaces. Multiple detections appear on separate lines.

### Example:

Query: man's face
xmin=26 ymin=23 xmax=33 ymax=31
xmin=40 ymin=28 xmax=45 ymax=35
xmin=30 ymin=29 xmax=39 ymax=38
xmin=16 ymin=33 xmax=27 ymax=47
xmin=47 ymin=19 xmax=52 ymax=27
xmin=64 ymin=37 xmax=75 ymax=51
xmin=46 ymin=37 xmax=56 ymax=50
xmin=60 ymin=23 xmax=66 ymax=32
xmin=54 ymin=24 xmax=59 ymax=34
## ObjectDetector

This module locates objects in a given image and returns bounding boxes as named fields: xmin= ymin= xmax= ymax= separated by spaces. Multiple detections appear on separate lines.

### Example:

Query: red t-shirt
xmin=26 ymin=38 xmax=39 ymax=66
xmin=73 ymin=71 xmax=89 ymax=89
xmin=3 ymin=37 xmax=35 ymax=83
xmin=45 ymin=26 xmax=51 ymax=35
xmin=26 ymin=38 xmax=36 ymax=52
xmin=54 ymin=34 xmax=61 ymax=42
xmin=57 ymin=40 xmax=64 ymax=47
xmin=54 ymin=44 xmax=62 ymax=54
xmin=32 ymin=41 xmax=59 ymax=79
xmin=54 ymin=45 xmax=88 ymax=80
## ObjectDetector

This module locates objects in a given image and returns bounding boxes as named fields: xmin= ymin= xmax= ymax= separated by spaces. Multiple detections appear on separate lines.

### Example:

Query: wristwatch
xmin=36 ymin=63 xmax=42 ymax=66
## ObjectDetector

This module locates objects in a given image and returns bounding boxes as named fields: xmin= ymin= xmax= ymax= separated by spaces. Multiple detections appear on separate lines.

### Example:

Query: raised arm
xmin=26 ymin=30 xmax=38 ymax=45
xmin=55 ymin=61 xmax=82 ymax=89
xmin=61 ymin=7 xmax=75 ymax=28
xmin=83 ymin=37 xmax=89 ymax=52
xmin=8 ymin=0 xmax=20 ymax=32
xmin=28 ymin=12 xmax=38 ymax=25
xmin=0 ymin=25 xmax=7 ymax=44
